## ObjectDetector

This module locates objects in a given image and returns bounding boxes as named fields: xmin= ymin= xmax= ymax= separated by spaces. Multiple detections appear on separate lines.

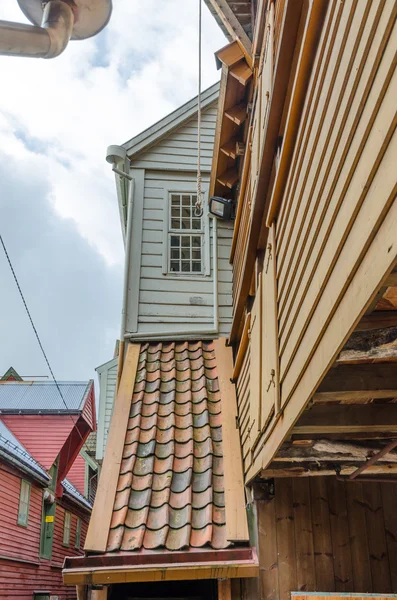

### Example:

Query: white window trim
xmin=162 ymin=181 xmax=210 ymax=278
xmin=17 ymin=479 xmax=30 ymax=527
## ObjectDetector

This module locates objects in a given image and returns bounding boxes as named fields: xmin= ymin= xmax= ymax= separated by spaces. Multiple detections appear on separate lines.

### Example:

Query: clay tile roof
xmin=107 ymin=340 xmax=229 ymax=553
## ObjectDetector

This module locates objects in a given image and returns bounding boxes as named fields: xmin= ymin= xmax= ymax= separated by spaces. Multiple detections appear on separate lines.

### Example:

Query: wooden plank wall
xmin=236 ymin=342 xmax=251 ymax=473
xmin=276 ymin=0 xmax=397 ymax=408
xmin=129 ymin=102 xmax=234 ymax=337
xmin=256 ymin=477 xmax=397 ymax=600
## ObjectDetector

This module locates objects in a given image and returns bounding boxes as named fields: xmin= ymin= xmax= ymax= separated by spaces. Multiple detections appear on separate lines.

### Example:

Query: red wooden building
xmin=0 ymin=369 xmax=96 ymax=600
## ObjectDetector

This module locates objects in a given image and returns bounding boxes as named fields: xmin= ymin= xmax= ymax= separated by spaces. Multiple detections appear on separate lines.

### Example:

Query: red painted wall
xmin=81 ymin=384 xmax=96 ymax=431
xmin=1 ymin=414 xmax=78 ymax=470
xmin=66 ymin=453 xmax=86 ymax=496
xmin=0 ymin=465 xmax=42 ymax=563
xmin=0 ymin=465 xmax=89 ymax=599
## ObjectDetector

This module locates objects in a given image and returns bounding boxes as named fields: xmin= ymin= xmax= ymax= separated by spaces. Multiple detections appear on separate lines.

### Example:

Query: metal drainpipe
xmin=0 ymin=0 xmax=75 ymax=59
xmin=124 ymin=214 xmax=220 ymax=340
xmin=116 ymin=167 xmax=134 ymax=390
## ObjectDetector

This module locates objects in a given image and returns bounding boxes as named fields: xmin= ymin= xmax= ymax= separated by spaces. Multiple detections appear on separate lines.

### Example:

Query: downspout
xmin=116 ymin=168 xmax=134 ymax=390
xmin=124 ymin=214 xmax=220 ymax=340
xmin=0 ymin=0 xmax=75 ymax=59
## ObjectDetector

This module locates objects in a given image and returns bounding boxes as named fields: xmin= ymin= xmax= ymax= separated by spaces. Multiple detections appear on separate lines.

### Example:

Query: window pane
xmin=181 ymin=261 xmax=190 ymax=272
xmin=171 ymin=206 xmax=180 ymax=216
xmin=192 ymin=261 xmax=201 ymax=272
xmin=182 ymin=195 xmax=191 ymax=206
xmin=17 ymin=480 xmax=30 ymax=526
xmin=170 ymin=249 xmax=180 ymax=259
xmin=192 ymin=249 xmax=201 ymax=260
xmin=170 ymin=261 xmax=179 ymax=272
xmin=181 ymin=249 xmax=190 ymax=260
xmin=171 ymin=194 xmax=180 ymax=206
xmin=171 ymin=219 xmax=180 ymax=229
xmin=171 ymin=236 xmax=179 ymax=247
xmin=192 ymin=218 xmax=201 ymax=229
xmin=181 ymin=236 xmax=190 ymax=247
xmin=192 ymin=236 xmax=201 ymax=247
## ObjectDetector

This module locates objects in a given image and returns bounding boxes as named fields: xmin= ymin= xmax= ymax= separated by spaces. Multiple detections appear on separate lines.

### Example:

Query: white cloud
xmin=0 ymin=1 xmax=226 ymax=264
xmin=0 ymin=1 xmax=226 ymax=382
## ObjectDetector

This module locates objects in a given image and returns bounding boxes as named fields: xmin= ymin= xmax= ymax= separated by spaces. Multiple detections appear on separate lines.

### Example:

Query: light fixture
xmin=209 ymin=196 xmax=235 ymax=220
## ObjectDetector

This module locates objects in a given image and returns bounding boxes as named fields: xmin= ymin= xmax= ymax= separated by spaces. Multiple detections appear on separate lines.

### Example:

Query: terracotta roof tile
xmin=106 ymin=340 xmax=230 ymax=553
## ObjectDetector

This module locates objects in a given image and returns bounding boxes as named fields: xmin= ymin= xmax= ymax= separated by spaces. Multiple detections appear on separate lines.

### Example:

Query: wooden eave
xmin=62 ymin=547 xmax=259 ymax=586
xmin=209 ymin=41 xmax=252 ymax=202
xmin=204 ymin=0 xmax=253 ymax=65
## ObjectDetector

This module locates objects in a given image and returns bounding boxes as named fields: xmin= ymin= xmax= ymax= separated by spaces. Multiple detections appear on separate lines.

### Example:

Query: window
xmin=168 ymin=193 xmax=204 ymax=274
xmin=17 ymin=479 xmax=30 ymax=526
xmin=63 ymin=511 xmax=71 ymax=547
xmin=75 ymin=517 xmax=81 ymax=549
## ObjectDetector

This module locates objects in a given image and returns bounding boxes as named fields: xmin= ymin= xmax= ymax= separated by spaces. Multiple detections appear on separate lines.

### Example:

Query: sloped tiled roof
xmin=0 ymin=380 xmax=92 ymax=412
xmin=107 ymin=340 xmax=228 ymax=552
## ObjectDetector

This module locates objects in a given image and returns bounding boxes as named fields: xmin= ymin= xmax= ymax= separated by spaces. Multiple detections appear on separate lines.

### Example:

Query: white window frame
xmin=162 ymin=181 xmax=210 ymax=278
xmin=17 ymin=479 xmax=31 ymax=527
xmin=62 ymin=511 xmax=71 ymax=547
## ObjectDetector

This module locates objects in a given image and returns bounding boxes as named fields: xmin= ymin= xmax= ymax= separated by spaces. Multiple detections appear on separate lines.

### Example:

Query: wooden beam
xmin=221 ymin=137 xmax=238 ymax=159
xmin=214 ymin=338 xmax=249 ymax=542
xmin=64 ymin=561 xmax=259 ymax=586
xmin=313 ymin=362 xmax=397 ymax=402
xmin=261 ymin=464 xmax=397 ymax=479
xmin=206 ymin=0 xmax=253 ymax=64
xmin=215 ymin=40 xmax=245 ymax=69
xmin=225 ymin=102 xmax=247 ymax=125
xmin=84 ymin=343 xmax=141 ymax=553
xmin=218 ymin=579 xmax=232 ymax=600
xmin=91 ymin=589 xmax=108 ymax=600
xmin=293 ymin=404 xmax=397 ymax=436
xmin=76 ymin=585 xmax=87 ymax=600
xmin=217 ymin=168 xmax=239 ymax=188
xmin=274 ymin=439 xmax=397 ymax=464
xmin=355 ymin=311 xmax=397 ymax=331
xmin=230 ymin=60 xmax=253 ymax=85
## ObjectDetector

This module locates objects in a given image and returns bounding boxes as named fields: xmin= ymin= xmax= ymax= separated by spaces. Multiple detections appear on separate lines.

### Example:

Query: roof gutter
xmin=0 ymin=446 xmax=50 ymax=486
xmin=0 ymin=0 xmax=75 ymax=59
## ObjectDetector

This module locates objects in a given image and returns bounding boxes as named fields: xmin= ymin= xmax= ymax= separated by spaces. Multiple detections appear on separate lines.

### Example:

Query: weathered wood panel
xmin=255 ymin=477 xmax=397 ymax=600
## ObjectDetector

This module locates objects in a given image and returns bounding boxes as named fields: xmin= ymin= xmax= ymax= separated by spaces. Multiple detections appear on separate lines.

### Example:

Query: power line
xmin=0 ymin=233 xmax=91 ymax=464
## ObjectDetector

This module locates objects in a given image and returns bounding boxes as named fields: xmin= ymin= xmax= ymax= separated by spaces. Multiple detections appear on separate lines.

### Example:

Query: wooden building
xmin=64 ymin=1 xmax=397 ymax=598
xmin=205 ymin=0 xmax=397 ymax=599
xmin=0 ymin=371 xmax=97 ymax=600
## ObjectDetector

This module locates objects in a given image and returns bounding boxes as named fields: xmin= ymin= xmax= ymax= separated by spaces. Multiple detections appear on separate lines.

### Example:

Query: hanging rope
xmin=195 ymin=0 xmax=204 ymax=218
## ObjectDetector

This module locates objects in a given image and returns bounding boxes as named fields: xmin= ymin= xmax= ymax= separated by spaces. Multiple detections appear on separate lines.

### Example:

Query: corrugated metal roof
xmin=107 ymin=340 xmax=229 ymax=553
xmin=0 ymin=380 xmax=92 ymax=413
xmin=0 ymin=419 xmax=49 ymax=480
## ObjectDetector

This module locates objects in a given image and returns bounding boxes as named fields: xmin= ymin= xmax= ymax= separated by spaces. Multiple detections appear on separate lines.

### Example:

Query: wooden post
xmin=91 ymin=588 xmax=108 ymax=600
xmin=218 ymin=579 xmax=232 ymax=600
xmin=76 ymin=585 xmax=87 ymax=600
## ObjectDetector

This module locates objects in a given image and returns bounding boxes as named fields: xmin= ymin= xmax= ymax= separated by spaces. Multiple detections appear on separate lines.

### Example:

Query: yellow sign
xmin=45 ymin=515 xmax=54 ymax=523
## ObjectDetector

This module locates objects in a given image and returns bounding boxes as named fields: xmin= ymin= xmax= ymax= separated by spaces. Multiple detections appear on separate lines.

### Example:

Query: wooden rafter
xmin=205 ymin=0 xmax=253 ymax=65
xmin=292 ymin=404 xmax=397 ymax=436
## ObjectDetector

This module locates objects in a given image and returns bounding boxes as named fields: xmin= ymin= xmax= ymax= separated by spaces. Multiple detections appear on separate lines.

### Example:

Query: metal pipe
xmin=0 ymin=0 xmax=74 ymax=59
xmin=125 ymin=214 xmax=220 ymax=340
xmin=120 ymin=174 xmax=135 ymax=341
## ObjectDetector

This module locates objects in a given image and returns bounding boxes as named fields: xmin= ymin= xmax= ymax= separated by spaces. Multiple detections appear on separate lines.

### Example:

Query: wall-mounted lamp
xmin=209 ymin=196 xmax=235 ymax=221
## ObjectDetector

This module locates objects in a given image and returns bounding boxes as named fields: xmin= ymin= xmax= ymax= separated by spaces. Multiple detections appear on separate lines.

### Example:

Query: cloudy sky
xmin=0 ymin=1 xmax=225 ymax=385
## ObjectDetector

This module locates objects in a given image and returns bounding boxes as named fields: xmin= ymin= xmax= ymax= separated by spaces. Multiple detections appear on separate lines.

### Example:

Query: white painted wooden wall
xmin=95 ymin=357 xmax=118 ymax=461
xmin=126 ymin=99 xmax=233 ymax=338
